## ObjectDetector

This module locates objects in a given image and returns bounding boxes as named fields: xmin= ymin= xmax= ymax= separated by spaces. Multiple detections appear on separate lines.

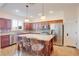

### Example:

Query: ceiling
xmin=0 ymin=3 xmax=79 ymax=21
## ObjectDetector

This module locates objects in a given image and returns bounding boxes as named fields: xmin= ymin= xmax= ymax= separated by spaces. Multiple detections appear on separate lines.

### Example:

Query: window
xmin=12 ymin=19 xmax=23 ymax=31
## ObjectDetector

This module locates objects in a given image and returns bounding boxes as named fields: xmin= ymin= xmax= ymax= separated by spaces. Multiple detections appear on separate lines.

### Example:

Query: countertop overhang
xmin=18 ymin=34 xmax=55 ymax=41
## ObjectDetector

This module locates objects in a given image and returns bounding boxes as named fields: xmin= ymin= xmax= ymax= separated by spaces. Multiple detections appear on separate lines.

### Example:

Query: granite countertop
xmin=0 ymin=30 xmax=27 ymax=36
xmin=0 ymin=30 xmax=51 ymax=36
xmin=18 ymin=34 xmax=55 ymax=41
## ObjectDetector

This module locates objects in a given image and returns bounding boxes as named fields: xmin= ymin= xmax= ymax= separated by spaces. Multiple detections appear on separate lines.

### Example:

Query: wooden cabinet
xmin=24 ymin=22 xmax=50 ymax=31
xmin=0 ymin=36 xmax=1 ymax=48
xmin=0 ymin=18 xmax=11 ymax=29
xmin=7 ymin=20 xmax=11 ymax=29
xmin=0 ymin=35 xmax=10 ymax=48
xmin=0 ymin=19 xmax=6 ymax=29
xmin=0 ymin=34 xmax=17 ymax=48
xmin=24 ymin=20 xmax=63 ymax=31
xmin=24 ymin=23 xmax=33 ymax=30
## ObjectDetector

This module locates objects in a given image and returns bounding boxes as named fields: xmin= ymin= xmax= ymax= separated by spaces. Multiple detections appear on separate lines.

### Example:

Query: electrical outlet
xmin=67 ymin=33 xmax=68 ymax=36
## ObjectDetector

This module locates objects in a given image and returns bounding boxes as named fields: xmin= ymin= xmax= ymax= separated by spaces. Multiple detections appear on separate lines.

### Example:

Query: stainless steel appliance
xmin=50 ymin=23 xmax=64 ymax=46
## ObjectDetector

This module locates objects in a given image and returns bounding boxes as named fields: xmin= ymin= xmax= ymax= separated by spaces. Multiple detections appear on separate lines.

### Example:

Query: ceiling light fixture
xmin=24 ymin=4 xmax=29 ymax=22
xmin=40 ymin=16 xmax=46 ymax=20
xmin=25 ymin=19 xmax=29 ymax=22
xmin=40 ymin=3 xmax=46 ymax=20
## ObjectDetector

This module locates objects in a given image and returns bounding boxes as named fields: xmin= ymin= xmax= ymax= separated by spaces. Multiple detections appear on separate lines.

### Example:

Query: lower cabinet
xmin=1 ymin=35 xmax=10 ymax=48
xmin=0 ymin=34 xmax=17 ymax=48
xmin=0 ymin=36 xmax=1 ymax=48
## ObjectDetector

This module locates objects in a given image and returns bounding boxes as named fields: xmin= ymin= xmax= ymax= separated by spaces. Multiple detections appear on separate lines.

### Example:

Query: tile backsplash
xmin=0 ymin=29 xmax=11 ymax=33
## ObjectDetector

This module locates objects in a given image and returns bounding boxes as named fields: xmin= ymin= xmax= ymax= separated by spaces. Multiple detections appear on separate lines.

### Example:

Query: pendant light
xmin=25 ymin=4 xmax=29 ymax=22
xmin=40 ymin=3 xmax=46 ymax=20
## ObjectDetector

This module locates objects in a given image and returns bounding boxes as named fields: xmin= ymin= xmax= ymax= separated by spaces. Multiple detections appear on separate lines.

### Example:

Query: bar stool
xmin=31 ymin=39 xmax=44 ymax=56
xmin=17 ymin=37 xmax=23 ymax=51
xmin=22 ymin=37 xmax=31 ymax=52
xmin=31 ymin=43 xmax=44 ymax=56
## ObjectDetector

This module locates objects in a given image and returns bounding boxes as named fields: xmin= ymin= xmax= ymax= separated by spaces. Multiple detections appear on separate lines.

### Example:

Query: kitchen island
xmin=18 ymin=34 xmax=55 ymax=56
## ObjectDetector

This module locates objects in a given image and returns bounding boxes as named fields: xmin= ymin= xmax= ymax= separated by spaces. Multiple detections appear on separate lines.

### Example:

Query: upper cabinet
xmin=0 ymin=18 xmax=11 ymax=29
xmin=24 ymin=19 xmax=63 ymax=31
xmin=7 ymin=19 xmax=11 ymax=29
xmin=24 ymin=23 xmax=33 ymax=30
xmin=0 ymin=19 xmax=6 ymax=29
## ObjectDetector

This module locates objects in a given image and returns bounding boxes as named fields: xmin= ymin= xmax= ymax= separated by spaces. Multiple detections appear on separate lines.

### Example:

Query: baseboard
xmin=53 ymin=44 xmax=63 ymax=46
xmin=54 ymin=44 xmax=77 ymax=49
xmin=1 ymin=43 xmax=16 ymax=49
xmin=65 ymin=46 xmax=76 ymax=48
xmin=9 ymin=43 xmax=16 ymax=46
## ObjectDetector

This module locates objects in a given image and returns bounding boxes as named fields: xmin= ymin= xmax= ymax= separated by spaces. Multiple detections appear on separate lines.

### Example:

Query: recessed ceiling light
xmin=49 ymin=10 xmax=54 ymax=14
xmin=15 ymin=9 xmax=19 ymax=12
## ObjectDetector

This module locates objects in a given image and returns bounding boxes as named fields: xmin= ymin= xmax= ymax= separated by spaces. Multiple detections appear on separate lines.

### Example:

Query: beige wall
xmin=0 ymin=9 xmax=24 ymax=31
xmin=0 ymin=9 xmax=24 ymax=20
xmin=31 ymin=11 xmax=64 ymax=22
xmin=76 ymin=6 xmax=79 ymax=49
xmin=64 ymin=6 xmax=78 ymax=47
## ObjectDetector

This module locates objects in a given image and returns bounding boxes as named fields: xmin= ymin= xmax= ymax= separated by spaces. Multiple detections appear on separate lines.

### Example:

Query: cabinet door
xmin=7 ymin=20 xmax=11 ymax=29
xmin=24 ymin=23 xmax=32 ymax=30
xmin=0 ymin=19 xmax=7 ymax=29
xmin=0 ymin=18 xmax=11 ymax=29
xmin=1 ymin=35 xmax=10 ymax=48
xmin=0 ymin=36 xmax=1 ymax=48
xmin=28 ymin=23 xmax=32 ymax=30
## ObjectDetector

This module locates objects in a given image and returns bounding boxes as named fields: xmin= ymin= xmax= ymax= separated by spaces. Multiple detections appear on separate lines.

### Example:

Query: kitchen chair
xmin=22 ymin=37 xmax=31 ymax=52
xmin=17 ymin=37 xmax=23 ymax=51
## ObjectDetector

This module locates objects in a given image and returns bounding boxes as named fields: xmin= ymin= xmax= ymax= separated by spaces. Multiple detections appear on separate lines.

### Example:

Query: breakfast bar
xmin=18 ymin=34 xmax=55 ymax=56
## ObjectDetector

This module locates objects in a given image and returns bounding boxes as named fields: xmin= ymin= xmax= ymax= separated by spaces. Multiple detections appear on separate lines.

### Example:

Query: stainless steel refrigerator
xmin=50 ymin=23 xmax=64 ymax=46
